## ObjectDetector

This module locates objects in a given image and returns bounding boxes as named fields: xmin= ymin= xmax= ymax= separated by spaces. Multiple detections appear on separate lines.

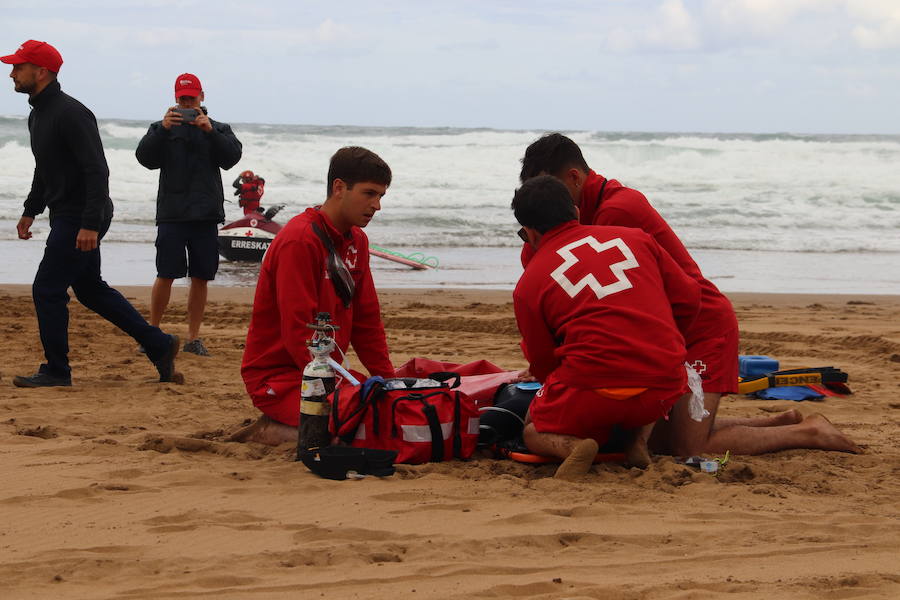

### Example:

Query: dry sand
xmin=1 ymin=284 xmax=899 ymax=599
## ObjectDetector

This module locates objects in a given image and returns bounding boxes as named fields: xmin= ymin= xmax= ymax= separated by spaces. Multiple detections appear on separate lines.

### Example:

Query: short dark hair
xmin=519 ymin=133 xmax=590 ymax=183
xmin=511 ymin=175 xmax=578 ymax=234
xmin=327 ymin=146 xmax=392 ymax=197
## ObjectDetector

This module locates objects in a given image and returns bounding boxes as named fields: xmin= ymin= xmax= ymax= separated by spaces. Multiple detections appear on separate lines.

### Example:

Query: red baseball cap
xmin=174 ymin=73 xmax=203 ymax=98
xmin=1 ymin=40 xmax=63 ymax=73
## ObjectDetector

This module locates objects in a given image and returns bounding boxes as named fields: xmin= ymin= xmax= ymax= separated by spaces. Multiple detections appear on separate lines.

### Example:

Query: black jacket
xmin=24 ymin=80 xmax=113 ymax=231
xmin=135 ymin=114 xmax=242 ymax=223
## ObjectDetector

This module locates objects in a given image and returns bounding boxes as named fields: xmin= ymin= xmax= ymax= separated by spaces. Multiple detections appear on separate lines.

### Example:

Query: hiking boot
xmin=182 ymin=338 xmax=210 ymax=356
xmin=13 ymin=372 xmax=72 ymax=388
xmin=152 ymin=334 xmax=180 ymax=382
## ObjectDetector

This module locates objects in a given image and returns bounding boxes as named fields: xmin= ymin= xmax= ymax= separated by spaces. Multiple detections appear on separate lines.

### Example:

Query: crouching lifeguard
xmin=511 ymin=176 xmax=703 ymax=478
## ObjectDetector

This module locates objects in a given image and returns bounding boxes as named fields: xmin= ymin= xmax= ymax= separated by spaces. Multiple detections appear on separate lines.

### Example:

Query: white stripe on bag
xmin=401 ymin=422 xmax=452 ymax=442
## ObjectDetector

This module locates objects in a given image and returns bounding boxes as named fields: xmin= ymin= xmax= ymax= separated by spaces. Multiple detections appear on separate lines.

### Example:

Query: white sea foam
xmin=1 ymin=117 xmax=899 ymax=258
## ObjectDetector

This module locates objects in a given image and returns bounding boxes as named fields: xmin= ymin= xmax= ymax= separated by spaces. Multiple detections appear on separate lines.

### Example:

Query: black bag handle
xmin=429 ymin=371 xmax=461 ymax=389
xmin=388 ymin=391 xmax=449 ymax=462
xmin=390 ymin=390 xmax=447 ymax=436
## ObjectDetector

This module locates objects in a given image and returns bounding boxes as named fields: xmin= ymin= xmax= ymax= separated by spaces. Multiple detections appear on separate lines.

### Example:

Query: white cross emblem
xmin=344 ymin=244 xmax=358 ymax=269
xmin=550 ymin=236 xmax=639 ymax=300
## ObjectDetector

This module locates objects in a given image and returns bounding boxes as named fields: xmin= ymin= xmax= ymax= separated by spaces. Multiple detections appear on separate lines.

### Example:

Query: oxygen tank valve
xmin=297 ymin=313 xmax=342 ymax=459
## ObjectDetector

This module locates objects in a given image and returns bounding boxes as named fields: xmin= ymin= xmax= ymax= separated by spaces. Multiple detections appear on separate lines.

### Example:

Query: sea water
xmin=1 ymin=116 xmax=898 ymax=293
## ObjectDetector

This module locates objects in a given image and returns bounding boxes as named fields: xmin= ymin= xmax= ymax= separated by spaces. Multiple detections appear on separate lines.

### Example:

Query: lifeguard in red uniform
xmin=231 ymin=148 xmax=395 ymax=446
xmin=232 ymin=170 xmax=265 ymax=215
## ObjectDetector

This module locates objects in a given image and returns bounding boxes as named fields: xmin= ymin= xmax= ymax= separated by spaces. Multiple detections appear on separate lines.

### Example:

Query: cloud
xmin=603 ymin=0 xmax=699 ymax=53
xmin=845 ymin=0 xmax=900 ymax=48
xmin=314 ymin=18 xmax=351 ymax=43
xmin=645 ymin=0 xmax=700 ymax=50
xmin=703 ymin=0 xmax=836 ymax=34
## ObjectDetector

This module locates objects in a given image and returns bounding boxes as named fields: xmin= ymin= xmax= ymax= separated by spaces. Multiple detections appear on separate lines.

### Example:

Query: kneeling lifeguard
xmin=233 ymin=147 xmax=395 ymax=445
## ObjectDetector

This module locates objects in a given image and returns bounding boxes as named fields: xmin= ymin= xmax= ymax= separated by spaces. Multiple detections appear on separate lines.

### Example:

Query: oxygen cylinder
xmin=297 ymin=313 xmax=339 ymax=459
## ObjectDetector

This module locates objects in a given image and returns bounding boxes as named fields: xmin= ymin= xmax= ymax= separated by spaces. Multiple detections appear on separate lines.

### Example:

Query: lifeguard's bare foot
xmin=554 ymin=438 xmax=599 ymax=481
xmin=624 ymin=439 xmax=652 ymax=469
xmin=624 ymin=423 xmax=654 ymax=469
xmin=802 ymin=413 xmax=862 ymax=454
xmin=227 ymin=415 xmax=296 ymax=446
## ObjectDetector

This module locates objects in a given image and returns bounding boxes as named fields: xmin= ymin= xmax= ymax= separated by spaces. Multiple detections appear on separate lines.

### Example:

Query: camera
xmin=173 ymin=108 xmax=198 ymax=123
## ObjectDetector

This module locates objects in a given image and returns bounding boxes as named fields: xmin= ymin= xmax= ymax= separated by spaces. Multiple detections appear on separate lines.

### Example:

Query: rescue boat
xmin=217 ymin=205 xmax=284 ymax=262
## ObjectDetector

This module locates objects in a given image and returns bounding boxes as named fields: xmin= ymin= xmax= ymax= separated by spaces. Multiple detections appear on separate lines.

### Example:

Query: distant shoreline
xmin=1 ymin=284 xmax=898 ymax=306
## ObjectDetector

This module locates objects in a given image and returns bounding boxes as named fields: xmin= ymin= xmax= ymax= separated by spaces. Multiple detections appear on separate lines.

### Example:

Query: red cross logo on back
xmin=690 ymin=360 xmax=707 ymax=374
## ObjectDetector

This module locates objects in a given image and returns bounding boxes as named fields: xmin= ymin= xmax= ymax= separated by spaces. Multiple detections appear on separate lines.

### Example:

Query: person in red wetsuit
xmin=513 ymin=175 xmax=702 ymax=478
xmin=232 ymin=170 xmax=265 ymax=216
xmin=231 ymin=147 xmax=395 ymax=445
xmin=518 ymin=134 xmax=860 ymax=456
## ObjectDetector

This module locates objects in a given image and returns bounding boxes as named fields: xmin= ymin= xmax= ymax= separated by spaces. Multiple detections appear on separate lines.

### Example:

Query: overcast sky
xmin=3 ymin=0 xmax=900 ymax=134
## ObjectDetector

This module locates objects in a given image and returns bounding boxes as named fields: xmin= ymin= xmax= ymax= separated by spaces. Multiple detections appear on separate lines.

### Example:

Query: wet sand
xmin=1 ymin=285 xmax=899 ymax=599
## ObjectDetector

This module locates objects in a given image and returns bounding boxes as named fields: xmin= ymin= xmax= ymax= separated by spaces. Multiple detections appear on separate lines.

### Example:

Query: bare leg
xmin=700 ymin=413 xmax=860 ymax=455
xmin=555 ymin=439 xmax=600 ymax=480
xmin=715 ymin=409 xmax=803 ymax=429
xmin=227 ymin=415 xmax=297 ymax=446
xmin=523 ymin=423 xmax=598 ymax=481
xmin=624 ymin=422 xmax=654 ymax=469
xmin=186 ymin=277 xmax=208 ymax=341
xmin=150 ymin=277 xmax=174 ymax=328
xmin=651 ymin=392 xmax=860 ymax=456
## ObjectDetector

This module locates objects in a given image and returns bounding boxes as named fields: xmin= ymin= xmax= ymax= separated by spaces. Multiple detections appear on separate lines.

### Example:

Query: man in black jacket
xmin=2 ymin=40 xmax=181 ymax=387
xmin=136 ymin=73 xmax=242 ymax=357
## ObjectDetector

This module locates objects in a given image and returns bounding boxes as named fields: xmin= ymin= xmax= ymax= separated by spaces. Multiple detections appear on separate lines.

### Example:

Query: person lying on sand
xmin=517 ymin=133 xmax=859 ymax=457
xmin=511 ymin=175 xmax=703 ymax=479
xmin=231 ymin=147 xmax=395 ymax=446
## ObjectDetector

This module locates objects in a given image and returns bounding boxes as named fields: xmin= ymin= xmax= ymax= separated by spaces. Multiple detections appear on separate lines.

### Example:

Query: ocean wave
xmin=2 ymin=118 xmax=898 ymax=257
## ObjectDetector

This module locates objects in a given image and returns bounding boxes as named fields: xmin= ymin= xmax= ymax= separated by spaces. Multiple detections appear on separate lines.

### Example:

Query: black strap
xmin=332 ymin=379 xmax=382 ymax=444
xmin=329 ymin=386 xmax=344 ymax=434
xmin=311 ymin=223 xmax=355 ymax=308
xmin=451 ymin=391 xmax=462 ymax=458
xmin=423 ymin=402 xmax=444 ymax=462
xmin=596 ymin=177 xmax=608 ymax=206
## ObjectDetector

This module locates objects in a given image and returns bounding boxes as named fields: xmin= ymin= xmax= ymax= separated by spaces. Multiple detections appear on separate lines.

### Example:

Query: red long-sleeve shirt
xmin=514 ymin=222 xmax=701 ymax=389
xmin=241 ymin=207 xmax=393 ymax=390
xmin=522 ymin=171 xmax=736 ymax=347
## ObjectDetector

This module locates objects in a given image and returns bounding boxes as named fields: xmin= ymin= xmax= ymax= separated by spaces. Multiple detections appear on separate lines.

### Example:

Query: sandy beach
xmin=1 ymin=284 xmax=899 ymax=599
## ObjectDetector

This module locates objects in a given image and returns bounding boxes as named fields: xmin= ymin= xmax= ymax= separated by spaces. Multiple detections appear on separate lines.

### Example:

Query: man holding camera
xmin=136 ymin=73 xmax=242 ymax=356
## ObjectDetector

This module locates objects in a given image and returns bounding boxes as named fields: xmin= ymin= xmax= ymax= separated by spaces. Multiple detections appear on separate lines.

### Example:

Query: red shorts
xmin=686 ymin=315 xmax=739 ymax=394
xmin=245 ymin=371 xmax=303 ymax=427
xmin=529 ymin=376 xmax=685 ymax=447
xmin=244 ymin=367 xmax=368 ymax=427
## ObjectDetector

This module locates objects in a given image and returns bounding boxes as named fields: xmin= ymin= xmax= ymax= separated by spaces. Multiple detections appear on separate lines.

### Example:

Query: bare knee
xmin=522 ymin=423 xmax=541 ymax=451
xmin=524 ymin=424 xmax=582 ymax=461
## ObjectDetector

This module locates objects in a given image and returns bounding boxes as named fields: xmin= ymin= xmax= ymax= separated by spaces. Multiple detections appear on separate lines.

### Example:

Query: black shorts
xmin=155 ymin=221 xmax=219 ymax=280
